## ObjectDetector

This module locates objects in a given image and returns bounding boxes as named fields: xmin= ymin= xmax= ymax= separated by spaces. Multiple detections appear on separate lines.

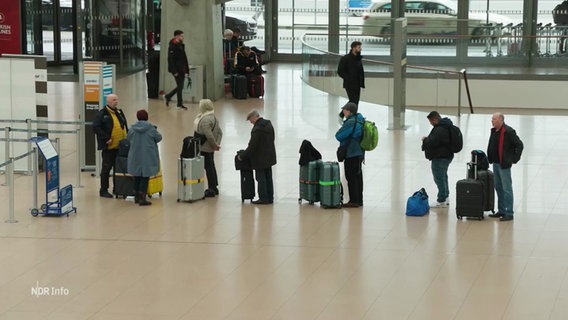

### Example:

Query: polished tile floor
xmin=1 ymin=63 xmax=568 ymax=320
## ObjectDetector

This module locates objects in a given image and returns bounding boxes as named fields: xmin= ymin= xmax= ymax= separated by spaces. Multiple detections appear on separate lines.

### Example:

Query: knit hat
xmin=341 ymin=102 xmax=358 ymax=114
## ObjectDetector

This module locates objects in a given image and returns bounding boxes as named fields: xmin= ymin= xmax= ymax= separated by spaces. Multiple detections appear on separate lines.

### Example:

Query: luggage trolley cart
xmin=29 ymin=137 xmax=77 ymax=217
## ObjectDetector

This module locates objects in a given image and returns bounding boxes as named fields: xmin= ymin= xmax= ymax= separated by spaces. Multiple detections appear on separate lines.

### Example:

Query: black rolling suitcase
xmin=235 ymin=150 xmax=255 ymax=202
xmin=113 ymin=156 xmax=135 ymax=199
xmin=468 ymin=150 xmax=495 ymax=214
xmin=231 ymin=74 xmax=247 ymax=99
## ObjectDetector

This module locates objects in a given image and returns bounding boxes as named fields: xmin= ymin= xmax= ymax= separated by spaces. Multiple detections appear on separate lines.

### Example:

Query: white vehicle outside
xmin=361 ymin=0 xmax=514 ymax=38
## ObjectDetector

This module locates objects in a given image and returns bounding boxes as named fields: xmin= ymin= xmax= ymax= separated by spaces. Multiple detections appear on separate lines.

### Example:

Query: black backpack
xmin=180 ymin=136 xmax=200 ymax=159
xmin=553 ymin=1 xmax=568 ymax=25
xmin=447 ymin=124 xmax=463 ymax=153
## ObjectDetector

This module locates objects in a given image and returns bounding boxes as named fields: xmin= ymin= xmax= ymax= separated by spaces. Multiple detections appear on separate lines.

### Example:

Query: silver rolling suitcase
xmin=177 ymin=157 xmax=206 ymax=203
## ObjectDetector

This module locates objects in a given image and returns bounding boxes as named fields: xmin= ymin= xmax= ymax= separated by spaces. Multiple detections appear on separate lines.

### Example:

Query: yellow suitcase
xmin=147 ymin=163 xmax=163 ymax=197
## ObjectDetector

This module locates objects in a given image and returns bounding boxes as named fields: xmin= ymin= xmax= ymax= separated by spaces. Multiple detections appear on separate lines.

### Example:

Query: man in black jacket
xmin=92 ymin=94 xmax=128 ymax=198
xmin=486 ymin=112 xmax=524 ymax=221
xmin=238 ymin=110 xmax=277 ymax=204
xmin=337 ymin=41 xmax=365 ymax=105
xmin=422 ymin=111 xmax=454 ymax=208
xmin=164 ymin=30 xmax=188 ymax=110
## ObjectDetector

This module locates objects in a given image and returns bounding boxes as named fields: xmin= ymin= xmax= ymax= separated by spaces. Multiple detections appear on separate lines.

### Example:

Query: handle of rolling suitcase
xmin=466 ymin=162 xmax=477 ymax=180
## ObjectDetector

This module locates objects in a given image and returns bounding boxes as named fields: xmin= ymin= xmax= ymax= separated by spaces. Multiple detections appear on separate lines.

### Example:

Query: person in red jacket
xmin=486 ymin=112 xmax=524 ymax=221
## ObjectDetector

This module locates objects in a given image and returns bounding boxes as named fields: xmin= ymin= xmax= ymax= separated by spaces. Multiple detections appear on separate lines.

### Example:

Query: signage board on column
xmin=0 ymin=1 xmax=22 ymax=54
xmin=80 ymin=62 xmax=114 ymax=169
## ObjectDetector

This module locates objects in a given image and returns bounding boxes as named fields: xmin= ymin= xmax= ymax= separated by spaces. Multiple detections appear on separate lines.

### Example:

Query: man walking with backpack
xmin=422 ymin=111 xmax=460 ymax=208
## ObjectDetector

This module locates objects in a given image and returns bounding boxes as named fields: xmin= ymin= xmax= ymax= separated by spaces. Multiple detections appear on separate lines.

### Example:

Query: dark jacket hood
xmin=438 ymin=117 xmax=453 ymax=127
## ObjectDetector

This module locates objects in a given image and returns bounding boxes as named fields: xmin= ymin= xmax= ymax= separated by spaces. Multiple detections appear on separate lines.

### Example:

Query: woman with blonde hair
xmin=194 ymin=99 xmax=223 ymax=197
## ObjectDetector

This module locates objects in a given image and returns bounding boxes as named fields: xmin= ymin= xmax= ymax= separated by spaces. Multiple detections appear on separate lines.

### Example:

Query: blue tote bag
xmin=405 ymin=188 xmax=430 ymax=217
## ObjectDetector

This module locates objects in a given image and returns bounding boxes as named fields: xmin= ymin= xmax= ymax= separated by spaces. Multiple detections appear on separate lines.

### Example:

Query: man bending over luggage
xmin=238 ymin=110 xmax=277 ymax=204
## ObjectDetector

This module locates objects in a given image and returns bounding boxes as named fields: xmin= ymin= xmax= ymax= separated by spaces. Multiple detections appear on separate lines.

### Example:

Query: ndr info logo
xmin=31 ymin=281 xmax=70 ymax=297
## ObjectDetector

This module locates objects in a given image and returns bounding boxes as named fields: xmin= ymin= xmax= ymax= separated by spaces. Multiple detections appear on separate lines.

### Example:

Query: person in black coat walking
xmin=164 ymin=30 xmax=189 ymax=110
xmin=337 ymin=41 xmax=365 ymax=105
xmin=238 ymin=110 xmax=277 ymax=205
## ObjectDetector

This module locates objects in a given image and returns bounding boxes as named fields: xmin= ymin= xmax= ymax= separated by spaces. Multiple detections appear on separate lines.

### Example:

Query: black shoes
xmin=252 ymin=200 xmax=273 ymax=205
xmin=204 ymin=189 xmax=216 ymax=198
xmin=100 ymin=191 xmax=113 ymax=198
xmin=489 ymin=212 xmax=513 ymax=221
xmin=176 ymin=105 xmax=188 ymax=110
xmin=342 ymin=202 xmax=362 ymax=208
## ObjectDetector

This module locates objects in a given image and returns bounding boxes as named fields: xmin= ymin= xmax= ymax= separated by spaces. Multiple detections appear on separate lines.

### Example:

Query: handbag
xmin=336 ymin=118 xmax=358 ymax=162
xmin=405 ymin=188 xmax=430 ymax=217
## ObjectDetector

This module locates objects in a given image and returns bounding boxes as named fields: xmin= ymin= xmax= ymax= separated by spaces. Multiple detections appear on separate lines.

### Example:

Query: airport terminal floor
xmin=1 ymin=63 xmax=568 ymax=320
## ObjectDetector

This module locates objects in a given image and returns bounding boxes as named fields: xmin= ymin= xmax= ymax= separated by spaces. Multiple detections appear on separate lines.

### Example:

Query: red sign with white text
xmin=0 ymin=1 xmax=21 ymax=54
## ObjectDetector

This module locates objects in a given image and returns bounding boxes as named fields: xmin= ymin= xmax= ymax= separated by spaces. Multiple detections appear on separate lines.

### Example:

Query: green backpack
xmin=359 ymin=119 xmax=378 ymax=151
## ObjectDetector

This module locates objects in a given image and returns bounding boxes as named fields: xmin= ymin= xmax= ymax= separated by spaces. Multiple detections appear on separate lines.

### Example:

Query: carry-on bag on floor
xmin=476 ymin=169 xmax=495 ymax=213
xmin=248 ymin=75 xmax=265 ymax=98
xmin=299 ymin=160 xmax=322 ymax=204
xmin=456 ymin=162 xmax=485 ymax=220
xmin=240 ymin=170 xmax=255 ymax=203
xmin=147 ymin=163 xmax=163 ymax=197
xmin=319 ymin=161 xmax=342 ymax=208
xmin=177 ymin=157 xmax=206 ymax=203
xmin=235 ymin=150 xmax=255 ymax=202
xmin=231 ymin=74 xmax=248 ymax=99
xmin=113 ymin=156 xmax=135 ymax=199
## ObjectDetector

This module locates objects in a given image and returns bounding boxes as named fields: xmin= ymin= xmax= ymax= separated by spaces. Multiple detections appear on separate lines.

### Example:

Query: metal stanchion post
xmin=458 ymin=69 xmax=464 ymax=117
xmin=75 ymin=129 xmax=82 ymax=187
xmin=55 ymin=137 xmax=61 ymax=156
xmin=26 ymin=119 xmax=32 ymax=176
xmin=3 ymin=127 xmax=10 ymax=186
xmin=5 ymin=158 xmax=18 ymax=223
xmin=32 ymin=147 xmax=38 ymax=212
xmin=94 ymin=136 xmax=101 ymax=178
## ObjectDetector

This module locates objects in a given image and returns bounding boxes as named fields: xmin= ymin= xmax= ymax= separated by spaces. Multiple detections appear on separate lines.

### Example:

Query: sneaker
xmin=176 ymin=105 xmax=188 ymax=110
xmin=430 ymin=201 xmax=448 ymax=208
xmin=499 ymin=215 xmax=514 ymax=221
xmin=488 ymin=212 xmax=503 ymax=218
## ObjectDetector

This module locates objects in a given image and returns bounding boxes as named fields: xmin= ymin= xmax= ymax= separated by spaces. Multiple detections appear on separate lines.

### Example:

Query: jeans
xmin=255 ymin=167 xmax=274 ymax=202
xmin=344 ymin=156 xmax=363 ymax=204
xmin=431 ymin=158 xmax=451 ymax=203
xmin=165 ymin=73 xmax=185 ymax=106
xmin=201 ymin=151 xmax=218 ymax=191
xmin=100 ymin=149 xmax=118 ymax=193
xmin=493 ymin=163 xmax=514 ymax=216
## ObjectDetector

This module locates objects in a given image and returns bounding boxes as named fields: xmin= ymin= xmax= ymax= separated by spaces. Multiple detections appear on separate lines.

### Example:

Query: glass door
xmin=23 ymin=0 xmax=77 ymax=64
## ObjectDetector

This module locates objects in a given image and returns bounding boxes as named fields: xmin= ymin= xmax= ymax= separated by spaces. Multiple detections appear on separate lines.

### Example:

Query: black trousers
xmin=201 ymin=151 xmax=218 ymax=190
xmin=134 ymin=176 xmax=149 ymax=195
xmin=255 ymin=167 xmax=274 ymax=202
xmin=100 ymin=149 xmax=118 ymax=193
xmin=345 ymin=86 xmax=361 ymax=105
xmin=165 ymin=73 xmax=185 ymax=106
xmin=344 ymin=156 xmax=363 ymax=204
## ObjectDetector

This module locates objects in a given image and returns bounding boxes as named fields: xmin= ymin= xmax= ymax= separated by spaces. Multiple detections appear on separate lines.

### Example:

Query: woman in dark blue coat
xmin=127 ymin=110 xmax=162 ymax=206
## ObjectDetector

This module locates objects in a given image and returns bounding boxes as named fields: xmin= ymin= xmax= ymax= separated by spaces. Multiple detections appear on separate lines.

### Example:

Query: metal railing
xmin=301 ymin=33 xmax=474 ymax=116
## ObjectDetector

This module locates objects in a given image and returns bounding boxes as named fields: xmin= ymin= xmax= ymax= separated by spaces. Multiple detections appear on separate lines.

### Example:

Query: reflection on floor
xmin=1 ymin=63 xmax=568 ymax=320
